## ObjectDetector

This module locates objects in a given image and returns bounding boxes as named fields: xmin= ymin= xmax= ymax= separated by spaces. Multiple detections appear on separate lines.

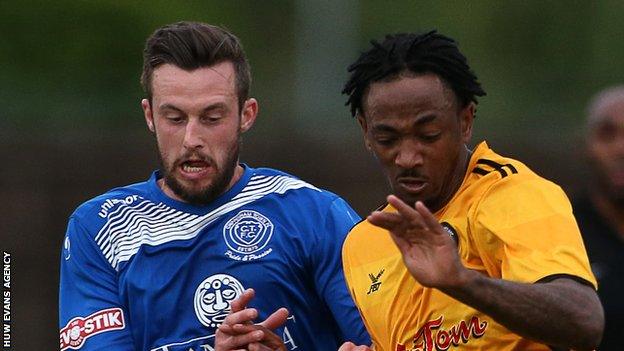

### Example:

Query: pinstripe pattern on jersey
xmin=94 ymin=174 xmax=319 ymax=270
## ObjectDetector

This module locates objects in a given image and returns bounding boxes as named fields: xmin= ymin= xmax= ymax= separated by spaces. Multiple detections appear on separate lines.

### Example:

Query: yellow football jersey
xmin=342 ymin=142 xmax=596 ymax=351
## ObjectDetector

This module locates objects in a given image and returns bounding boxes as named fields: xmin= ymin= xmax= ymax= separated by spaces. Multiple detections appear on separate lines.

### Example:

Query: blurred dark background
xmin=1 ymin=1 xmax=624 ymax=349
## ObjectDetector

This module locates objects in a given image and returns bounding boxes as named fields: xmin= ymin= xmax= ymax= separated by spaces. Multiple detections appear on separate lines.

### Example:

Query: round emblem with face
xmin=194 ymin=274 xmax=245 ymax=328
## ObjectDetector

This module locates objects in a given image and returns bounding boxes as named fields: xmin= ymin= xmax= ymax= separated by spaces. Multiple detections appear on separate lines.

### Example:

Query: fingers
xmin=222 ymin=307 xmax=258 ymax=326
xmin=259 ymin=307 xmax=289 ymax=330
xmin=248 ymin=342 xmax=275 ymax=351
xmin=414 ymin=201 xmax=439 ymax=229
xmin=368 ymin=195 xmax=427 ymax=232
xmin=387 ymin=230 xmax=412 ymax=255
xmin=367 ymin=211 xmax=403 ymax=230
xmin=386 ymin=195 xmax=419 ymax=220
xmin=339 ymin=341 xmax=356 ymax=351
xmin=370 ymin=195 xmax=442 ymax=236
xmin=215 ymin=328 xmax=264 ymax=351
xmin=230 ymin=288 xmax=255 ymax=313
xmin=230 ymin=325 xmax=285 ymax=351
xmin=339 ymin=341 xmax=372 ymax=351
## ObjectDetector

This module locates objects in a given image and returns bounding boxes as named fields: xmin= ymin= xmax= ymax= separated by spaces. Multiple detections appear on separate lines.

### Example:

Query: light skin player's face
xmin=141 ymin=62 xmax=257 ymax=205
xmin=588 ymin=103 xmax=624 ymax=202
xmin=359 ymin=73 xmax=474 ymax=212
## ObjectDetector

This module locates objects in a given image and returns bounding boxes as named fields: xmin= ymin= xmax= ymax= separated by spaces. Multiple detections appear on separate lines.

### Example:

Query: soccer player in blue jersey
xmin=58 ymin=21 xmax=369 ymax=351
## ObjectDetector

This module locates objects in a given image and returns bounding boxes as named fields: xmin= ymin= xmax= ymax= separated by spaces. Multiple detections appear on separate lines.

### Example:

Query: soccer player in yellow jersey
xmin=340 ymin=31 xmax=604 ymax=351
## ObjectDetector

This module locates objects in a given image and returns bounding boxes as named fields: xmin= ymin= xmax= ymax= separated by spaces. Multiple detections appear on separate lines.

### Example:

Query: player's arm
xmin=59 ymin=216 xmax=135 ymax=351
xmin=369 ymin=195 xmax=603 ymax=351
xmin=311 ymin=197 xmax=371 ymax=346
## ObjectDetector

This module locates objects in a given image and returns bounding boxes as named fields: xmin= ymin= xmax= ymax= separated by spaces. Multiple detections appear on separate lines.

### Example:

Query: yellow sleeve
xmin=342 ymin=232 xmax=381 ymax=349
xmin=471 ymin=176 xmax=596 ymax=288
xmin=341 ymin=235 xmax=356 ymax=302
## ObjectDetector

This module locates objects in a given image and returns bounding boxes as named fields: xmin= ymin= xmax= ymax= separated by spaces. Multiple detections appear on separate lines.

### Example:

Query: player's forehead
xmin=151 ymin=62 xmax=238 ymax=110
xmin=363 ymin=73 xmax=457 ymax=124
xmin=152 ymin=62 xmax=236 ymax=94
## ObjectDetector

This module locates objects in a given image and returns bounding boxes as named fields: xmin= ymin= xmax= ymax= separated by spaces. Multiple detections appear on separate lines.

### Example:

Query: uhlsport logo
xmin=223 ymin=210 xmax=274 ymax=261
xmin=59 ymin=307 xmax=125 ymax=350
xmin=194 ymin=274 xmax=245 ymax=328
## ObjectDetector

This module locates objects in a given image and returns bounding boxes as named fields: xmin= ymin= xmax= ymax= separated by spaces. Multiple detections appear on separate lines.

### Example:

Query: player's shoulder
xmin=70 ymin=177 xmax=152 ymax=231
xmin=248 ymin=166 xmax=359 ymax=229
xmin=471 ymin=142 xmax=559 ymax=189
xmin=250 ymin=166 xmax=342 ymax=203
xmin=469 ymin=142 xmax=568 ymax=205
xmin=345 ymin=203 xmax=387 ymax=245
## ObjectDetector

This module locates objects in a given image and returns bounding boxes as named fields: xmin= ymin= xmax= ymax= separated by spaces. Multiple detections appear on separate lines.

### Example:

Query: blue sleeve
xmin=311 ymin=197 xmax=371 ymax=345
xmin=59 ymin=216 xmax=135 ymax=351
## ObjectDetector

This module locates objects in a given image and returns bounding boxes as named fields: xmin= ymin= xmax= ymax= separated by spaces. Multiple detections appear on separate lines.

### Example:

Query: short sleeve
xmin=311 ymin=197 xmax=371 ymax=345
xmin=59 ymin=216 xmax=135 ymax=350
xmin=472 ymin=177 xmax=597 ymax=287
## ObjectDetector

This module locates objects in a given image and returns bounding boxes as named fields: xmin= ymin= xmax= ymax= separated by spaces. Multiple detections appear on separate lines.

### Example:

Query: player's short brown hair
xmin=141 ymin=21 xmax=251 ymax=110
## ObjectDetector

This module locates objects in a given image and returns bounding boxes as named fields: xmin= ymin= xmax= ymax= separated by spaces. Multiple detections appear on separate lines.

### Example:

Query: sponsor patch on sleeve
xmin=60 ymin=307 xmax=125 ymax=350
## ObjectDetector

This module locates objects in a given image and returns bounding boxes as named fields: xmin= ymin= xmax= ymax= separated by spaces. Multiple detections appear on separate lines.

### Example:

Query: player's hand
xmin=215 ymin=288 xmax=289 ymax=351
xmin=338 ymin=341 xmax=373 ymax=351
xmin=367 ymin=195 xmax=468 ymax=289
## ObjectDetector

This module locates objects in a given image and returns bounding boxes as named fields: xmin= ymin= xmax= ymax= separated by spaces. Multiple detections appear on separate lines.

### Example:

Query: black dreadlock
xmin=342 ymin=30 xmax=486 ymax=117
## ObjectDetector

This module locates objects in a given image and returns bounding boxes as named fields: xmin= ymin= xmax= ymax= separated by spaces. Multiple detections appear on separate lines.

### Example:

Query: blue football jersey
xmin=59 ymin=165 xmax=370 ymax=351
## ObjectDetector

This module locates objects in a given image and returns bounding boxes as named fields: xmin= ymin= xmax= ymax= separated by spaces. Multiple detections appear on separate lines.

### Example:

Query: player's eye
xmin=374 ymin=135 xmax=397 ymax=146
xmin=421 ymin=132 xmax=441 ymax=143
xmin=166 ymin=115 xmax=184 ymax=124
xmin=201 ymin=110 xmax=225 ymax=123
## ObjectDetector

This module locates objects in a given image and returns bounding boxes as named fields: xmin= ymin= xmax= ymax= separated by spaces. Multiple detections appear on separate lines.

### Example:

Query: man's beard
xmin=159 ymin=140 xmax=240 ymax=206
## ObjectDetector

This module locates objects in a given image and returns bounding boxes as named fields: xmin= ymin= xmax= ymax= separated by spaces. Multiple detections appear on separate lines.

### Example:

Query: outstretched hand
xmin=367 ymin=195 xmax=467 ymax=289
xmin=215 ymin=288 xmax=289 ymax=351
xmin=338 ymin=341 xmax=373 ymax=351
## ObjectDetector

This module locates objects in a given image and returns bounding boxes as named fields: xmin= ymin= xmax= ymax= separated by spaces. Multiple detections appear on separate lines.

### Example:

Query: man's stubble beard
xmin=158 ymin=136 xmax=242 ymax=206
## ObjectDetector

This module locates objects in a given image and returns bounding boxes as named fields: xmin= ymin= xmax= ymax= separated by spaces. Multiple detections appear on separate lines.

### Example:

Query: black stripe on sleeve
xmin=505 ymin=163 xmax=518 ymax=174
xmin=472 ymin=167 xmax=490 ymax=176
xmin=476 ymin=159 xmax=516 ymax=178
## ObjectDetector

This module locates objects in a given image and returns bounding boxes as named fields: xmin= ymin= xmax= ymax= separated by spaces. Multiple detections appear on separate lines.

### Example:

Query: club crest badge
xmin=223 ymin=210 xmax=274 ymax=261
xmin=194 ymin=274 xmax=245 ymax=328
xmin=441 ymin=221 xmax=459 ymax=246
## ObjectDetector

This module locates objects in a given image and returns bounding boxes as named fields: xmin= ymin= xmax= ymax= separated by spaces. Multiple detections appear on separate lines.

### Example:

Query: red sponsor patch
xmin=60 ymin=307 xmax=125 ymax=350
xmin=396 ymin=315 xmax=488 ymax=351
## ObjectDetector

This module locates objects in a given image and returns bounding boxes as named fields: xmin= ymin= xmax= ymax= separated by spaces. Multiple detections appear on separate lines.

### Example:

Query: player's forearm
xmin=440 ymin=270 xmax=604 ymax=350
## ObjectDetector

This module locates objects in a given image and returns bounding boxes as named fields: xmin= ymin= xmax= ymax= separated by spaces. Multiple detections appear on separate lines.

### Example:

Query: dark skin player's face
xmin=359 ymin=73 xmax=475 ymax=212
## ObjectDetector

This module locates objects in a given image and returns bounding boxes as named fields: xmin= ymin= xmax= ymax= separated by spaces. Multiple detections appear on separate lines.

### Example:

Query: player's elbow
xmin=571 ymin=300 xmax=604 ymax=350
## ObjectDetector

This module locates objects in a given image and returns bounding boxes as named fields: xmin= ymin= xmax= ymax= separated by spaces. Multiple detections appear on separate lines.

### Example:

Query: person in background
xmin=574 ymin=86 xmax=624 ymax=350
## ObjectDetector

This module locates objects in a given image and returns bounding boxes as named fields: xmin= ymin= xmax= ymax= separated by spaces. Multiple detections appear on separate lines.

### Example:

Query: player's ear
xmin=357 ymin=114 xmax=372 ymax=151
xmin=142 ymin=98 xmax=155 ymax=133
xmin=240 ymin=98 xmax=258 ymax=133
xmin=460 ymin=102 xmax=475 ymax=143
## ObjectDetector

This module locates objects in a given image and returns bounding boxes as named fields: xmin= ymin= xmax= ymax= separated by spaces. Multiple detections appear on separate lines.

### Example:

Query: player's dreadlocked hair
xmin=343 ymin=30 xmax=486 ymax=117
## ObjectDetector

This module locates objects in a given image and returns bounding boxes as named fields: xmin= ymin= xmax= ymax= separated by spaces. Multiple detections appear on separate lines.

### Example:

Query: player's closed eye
xmin=421 ymin=132 xmax=441 ymax=143
xmin=166 ymin=116 xmax=185 ymax=124
xmin=374 ymin=134 xmax=398 ymax=146
xmin=201 ymin=115 xmax=222 ymax=123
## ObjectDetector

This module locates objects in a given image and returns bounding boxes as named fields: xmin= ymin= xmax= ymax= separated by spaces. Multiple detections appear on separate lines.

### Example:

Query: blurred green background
xmin=1 ymin=1 xmax=623 ymax=349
